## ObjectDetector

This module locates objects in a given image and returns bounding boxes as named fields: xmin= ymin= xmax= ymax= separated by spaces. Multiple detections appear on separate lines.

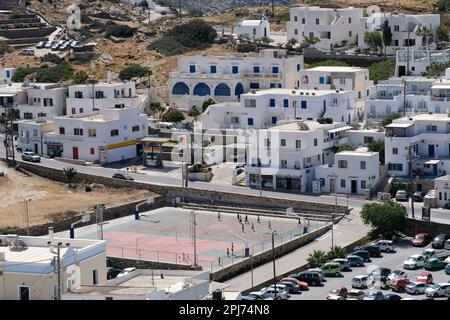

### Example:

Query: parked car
xmin=107 ymin=267 xmax=122 ymax=280
xmin=321 ymin=262 xmax=341 ymax=277
xmin=432 ymin=234 xmax=449 ymax=249
xmin=384 ymin=293 xmax=402 ymax=300
xmin=346 ymin=255 xmax=365 ymax=267
xmin=374 ymin=240 xmax=395 ymax=253
xmin=445 ymin=256 xmax=450 ymax=264
xmin=307 ymin=268 xmax=325 ymax=282
xmin=357 ymin=245 xmax=381 ymax=258
xmin=395 ymin=190 xmax=408 ymax=201
xmin=112 ymin=172 xmax=134 ymax=180
xmin=424 ymin=257 xmax=446 ymax=271
xmin=291 ymin=271 xmax=322 ymax=286
xmin=445 ymin=263 xmax=450 ymax=275
xmin=412 ymin=191 xmax=425 ymax=202
xmin=259 ymin=286 xmax=288 ymax=300
xmin=403 ymin=254 xmax=426 ymax=269
xmin=279 ymin=278 xmax=309 ymax=291
xmin=421 ymin=248 xmax=437 ymax=260
xmin=363 ymin=290 xmax=385 ymax=300
xmin=327 ymin=287 xmax=348 ymax=300
xmin=333 ymin=258 xmax=351 ymax=271
xmin=352 ymin=275 xmax=370 ymax=289
xmin=44 ymin=41 xmax=53 ymax=48
xmin=241 ymin=294 xmax=265 ymax=300
xmin=425 ymin=283 xmax=450 ymax=298
xmin=20 ymin=48 xmax=34 ymax=56
xmin=36 ymin=41 xmax=45 ymax=49
xmin=278 ymin=281 xmax=300 ymax=294
xmin=387 ymin=270 xmax=407 ymax=281
xmin=22 ymin=151 xmax=41 ymax=162
xmin=116 ymin=267 xmax=136 ymax=278
xmin=445 ymin=239 xmax=450 ymax=250
xmin=346 ymin=289 xmax=365 ymax=300
xmin=405 ymin=282 xmax=429 ymax=295
xmin=411 ymin=233 xmax=431 ymax=247
xmin=368 ymin=267 xmax=391 ymax=289
xmin=415 ymin=272 xmax=433 ymax=284
xmin=351 ymin=250 xmax=371 ymax=262
xmin=389 ymin=277 xmax=411 ymax=292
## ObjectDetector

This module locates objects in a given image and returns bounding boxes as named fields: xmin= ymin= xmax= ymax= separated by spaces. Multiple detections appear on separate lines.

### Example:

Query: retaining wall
xmin=404 ymin=218 xmax=450 ymax=237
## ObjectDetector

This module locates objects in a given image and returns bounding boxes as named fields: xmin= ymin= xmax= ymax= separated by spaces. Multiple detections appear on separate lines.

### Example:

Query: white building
xmin=168 ymin=49 xmax=304 ymax=110
xmin=245 ymin=120 xmax=352 ymax=192
xmin=434 ymin=175 xmax=450 ymax=208
xmin=41 ymin=107 xmax=148 ymax=163
xmin=347 ymin=129 xmax=385 ymax=147
xmin=385 ymin=113 xmax=450 ymax=180
xmin=17 ymin=119 xmax=53 ymax=154
xmin=298 ymin=66 xmax=372 ymax=109
xmin=66 ymin=81 xmax=147 ymax=116
xmin=63 ymin=269 xmax=240 ymax=300
xmin=0 ymin=230 xmax=107 ymax=300
xmin=315 ymin=151 xmax=380 ymax=195
xmin=17 ymin=83 xmax=67 ymax=120
xmin=395 ymin=49 xmax=450 ymax=77
xmin=0 ymin=67 xmax=15 ymax=85
xmin=200 ymin=88 xmax=356 ymax=130
xmin=359 ymin=13 xmax=440 ymax=56
xmin=0 ymin=82 xmax=27 ymax=117
xmin=235 ymin=18 xmax=270 ymax=40
xmin=286 ymin=6 xmax=363 ymax=51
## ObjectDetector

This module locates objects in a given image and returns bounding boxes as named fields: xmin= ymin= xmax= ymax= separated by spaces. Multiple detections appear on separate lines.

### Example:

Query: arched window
xmin=214 ymin=83 xmax=231 ymax=96
xmin=235 ymin=83 xmax=244 ymax=98
xmin=172 ymin=82 xmax=189 ymax=95
xmin=193 ymin=83 xmax=211 ymax=96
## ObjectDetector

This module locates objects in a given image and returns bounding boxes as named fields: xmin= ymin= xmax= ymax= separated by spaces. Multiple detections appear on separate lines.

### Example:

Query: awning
xmin=385 ymin=123 xmax=413 ymax=128
xmin=328 ymin=125 xmax=352 ymax=133
xmin=0 ymin=93 xmax=16 ymax=97
xmin=413 ymin=159 xmax=440 ymax=165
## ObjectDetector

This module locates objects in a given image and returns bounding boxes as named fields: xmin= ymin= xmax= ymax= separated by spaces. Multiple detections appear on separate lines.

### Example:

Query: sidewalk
xmin=224 ymin=208 xmax=369 ymax=292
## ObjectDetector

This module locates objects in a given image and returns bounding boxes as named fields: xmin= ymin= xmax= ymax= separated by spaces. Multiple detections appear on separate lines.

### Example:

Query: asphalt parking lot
xmin=289 ymin=239 xmax=450 ymax=300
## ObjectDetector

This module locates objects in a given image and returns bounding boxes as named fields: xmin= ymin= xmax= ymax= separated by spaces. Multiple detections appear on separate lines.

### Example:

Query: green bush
xmin=149 ymin=36 xmax=189 ymax=56
xmin=72 ymin=70 xmax=89 ymax=84
xmin=105 ymin=24 xmax=135 ymax=38
xmin=119 ymin=64 xmax=151 ymax=80
xmin=337 ymin=144 xmax=356 ymax=152
xmin=41 ymin=53 xmax=64 ymax=64
xmin=381 ymin=112 xmax=402 ymax=127
xmin=11 ymin=66 xmax=36 ymax=82
xmin=360 ymin=201 xmax=407 ymax=236
xmin=0 ymin=41 xmax=8 ymax=56
xmin=164 ymin=110 xmax=185 ymax=123
xmin=368 ymin=140 xmax=385 ymax=164
xmin=202 ymin=98 xmax=216 ymax=112
xmin=149 ymin=101 xmax=164 ymax=113
xmin=187 ymin=8 xmax=203 ymax=17
xmin=35 ymin=62 xmax=73 ymax=82
xmin=190 ymin=106 xmax=200 ymax=117
xmin=309 ymin=60 xmax=350 ymax=68
xmin=368 ymin=59 xmax=395 ymax=83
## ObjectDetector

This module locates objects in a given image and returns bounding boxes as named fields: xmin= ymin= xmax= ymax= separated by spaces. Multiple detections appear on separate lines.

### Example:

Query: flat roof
xmin=328 ymin=125 xmax=352 ymax=133
xmin=306 ymin=66 xmax=366 ymax=72
xmin=337 ymin=151 xmax=378 ymax=157
xmin=244 ymin=88 xmax=349 ymax=96
xmin=385 ymin=123 xmax=414 ymax=128
xmin=238 ymin=20 xmax=263 ymax=27
xmin=268 ymin=121 xmax=325 ymax=131
xmin=141 ymin=137 xmax=171 ymax=143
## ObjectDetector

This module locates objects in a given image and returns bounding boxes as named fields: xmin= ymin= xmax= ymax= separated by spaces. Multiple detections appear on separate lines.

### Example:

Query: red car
xmin=280 ymin=277 xmax=309 ymax=291
xmin=411 ymin=233 xmax=431 ymax=247
xmin=388 ymin=277 xmax=411 ymax=292
xmin=415 ymin=271 xmax=433 ymax=284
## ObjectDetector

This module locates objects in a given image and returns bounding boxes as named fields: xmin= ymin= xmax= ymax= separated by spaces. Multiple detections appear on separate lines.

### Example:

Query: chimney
xmin=48 ymin=227 xmax=54 ymax=242
xmin=107 ymin=71 xmax=112 ymax=84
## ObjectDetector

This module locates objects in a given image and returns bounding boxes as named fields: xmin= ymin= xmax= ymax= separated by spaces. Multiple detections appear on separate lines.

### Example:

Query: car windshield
xmin=408 ymin=257 xmax=417 ymax=261
xmin=417 ymin=275 xmax=427 ymax=280
xmin=330 ymin=289 xmax=340 ymax=294
xmin=430 ymin=284 xmax=440 ymax=289
xmin=415 ymin=235 xmax=424 ymax=239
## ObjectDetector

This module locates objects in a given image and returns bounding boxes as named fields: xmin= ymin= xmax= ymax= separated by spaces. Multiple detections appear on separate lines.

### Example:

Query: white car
xmin=403 ymin=254 xmax=426 ymax=269
xmin=266 ymin=284 xmax=290 ymax=299
xmin=387 ymin=270 xmax=407 ymax=281
xmin=351 ymin=275 xmax=370 ymax=289
xmin=22 ymin=151 xmax=41 ymax=162
xmin=375 ymin=240 xmax=395 ymax=253
xmin=405 ymin=282 xmax=429 ymax=295
xmin=444 ymin=256 xmax=450 ymax=264
xmin=395 ymin=190 xmax=408 ymax=201
xmin=116 ymin=267 xmax=136 ymax=278
xmin=425 ymin=283 xmax=450 ymax=298
xmin=254 ymin=287 xmax=288 ymax=300
xmin=421 ymin=249 xmax=437 ymax=260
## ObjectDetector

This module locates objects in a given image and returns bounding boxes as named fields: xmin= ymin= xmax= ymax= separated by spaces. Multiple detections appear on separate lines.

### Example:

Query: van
xmin=321 ymin=262 xmax=341 ymax=277
xmin=293 ymin=271 xmax=322 ymax=286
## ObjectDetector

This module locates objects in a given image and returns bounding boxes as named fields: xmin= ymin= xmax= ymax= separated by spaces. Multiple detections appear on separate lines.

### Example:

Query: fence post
xmin=210 ymin=261 xmax=213 ymax=272
xmin=121 ymin=247 xmax=124 ymax=258
xmin=175 ymin=253 xmax=178 ymax=265
xmin=157 ymin=250 xmax=159 ymax=262
xmin=139 ymin=249 xmax=142 ymax=262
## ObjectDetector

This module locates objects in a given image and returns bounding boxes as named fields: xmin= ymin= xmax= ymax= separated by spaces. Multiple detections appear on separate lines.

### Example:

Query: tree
xmin=164 ymin=110 xmax=185 ymax=123
xmin=202 ymin=98 xmax=216 ymax=112
xmin=368 ymin=59 xmax=395 ymax=83
xmin=63 ymin=167 xmax=78 ymax=187
xmin=382 ymin=20 xmax=392 ymax=57
xmin=360 ymin=201 xmax=406 ymax=236
xmin=337 ymin=144 xmax=356 ymax=152
xmin=149 ymin=101 xmax=164 ymax=114
xmin=306 ymin=250 xmax=328 ymax=268
xmin=139 ymin=0 xmax=149 ymax=8
xmin=415 ymin=25 xmax=434 ymax=49
xmin=437 ymin=23 xmax=449 ymax=43
xmin=326 ymin=246 xmax=346 ymax=260
xmin=11 ymin=66 xmax=36 ymax=82
xmin=187 ymin=8 xmax=203 ymax=17
xmin=72 ymin=70 xmax=88 ymax=84
xmin=302 ymin=34 xmax=320 ymax=48
xmin=260 ymin=36 xmax=274 ymax=46
xmin=368 ymin=140 xmax=385 ymax=164
xmin=119 ymin=64 xmax=151 ymax=81
xmin=284 ymin=38 xmax=298 ymax=51
xmin=105 ymin=24 xmax=135 ymax=38
xmin=381 ymin=112 xmax=402 ymax=127
xmin=364 ymin=32 xmax=383 ymax=54
xmin=190 ymin=106 xmax=200 ymax=118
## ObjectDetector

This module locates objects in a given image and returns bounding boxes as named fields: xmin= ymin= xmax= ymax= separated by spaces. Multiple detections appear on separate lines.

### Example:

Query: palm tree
xmin=327 ymin=245 xmax=347 ymax=260
xmin=415 ymin=25 xmax=433 ymax=49
xmin=306 ymin=250 xmax=328 ymax=268
xmin=63 ymin=167 xmax=78 ymax=187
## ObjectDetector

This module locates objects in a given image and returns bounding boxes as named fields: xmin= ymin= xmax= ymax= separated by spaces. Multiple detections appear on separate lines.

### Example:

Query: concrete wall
xmin=210 ymin=224 xmax=332 ymax=282
xmin=404 ymin=218 xmax=450 ymax=237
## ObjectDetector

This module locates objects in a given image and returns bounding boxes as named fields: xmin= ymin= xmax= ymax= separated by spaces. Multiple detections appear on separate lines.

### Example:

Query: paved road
xmin=289 ymin=240 xmax=450 ymax=300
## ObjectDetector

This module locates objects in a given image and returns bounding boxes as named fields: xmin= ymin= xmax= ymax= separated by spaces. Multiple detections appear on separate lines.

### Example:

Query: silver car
xmin=405 ymin=282 xmax=429 ymax=295
xmin=333 ymin=258 xmax=351 ymax=271
xmin=444 ymin=239 xmax=450 ymax=250
xmin=22 ymin=151 xmax=41 ymax=162
xmin=425 ymin=283 xmax=450 ymax=298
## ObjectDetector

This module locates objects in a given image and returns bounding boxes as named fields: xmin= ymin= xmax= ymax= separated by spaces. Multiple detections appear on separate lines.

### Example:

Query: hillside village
xmin=1 ymin=0 xmax=450 ymax=303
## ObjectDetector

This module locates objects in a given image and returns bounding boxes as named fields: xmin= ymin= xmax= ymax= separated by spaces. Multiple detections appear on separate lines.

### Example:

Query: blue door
xmin=428 ymin=145 xmax=435 ymax=157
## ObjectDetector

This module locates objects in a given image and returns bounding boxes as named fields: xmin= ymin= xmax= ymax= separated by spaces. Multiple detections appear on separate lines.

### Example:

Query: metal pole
xmin=181 ymin=161 xmax=185 ymax=203
xmin=251 ymin=253 xmax=254 ymax=288
xmin=409 ymin=145 xmax=415 ymax=218
xmin=10 ymin=117 xmax=15 ymax=166
xmin=25 ymin=199 xmax=30 ymax=236
xmin=193 ymin=211 xmax=197 ymax=267
xmin=56 ymin=243 xmax=62 ymax=300
xmin=272 ymin=232 xmax=277 ymax=300
xmin=331 ymin=214 xmax=334 ymax=249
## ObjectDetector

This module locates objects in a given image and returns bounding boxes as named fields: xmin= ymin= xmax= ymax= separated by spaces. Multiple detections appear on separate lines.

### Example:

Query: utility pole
xmin=272 ymin=231 xmax=277 ymax=300
xmin=408 ymin=145 xmax=415 ymax=218
xmin=56 ymin=242 xmax=62 ymax=300
xmin=191 ymin=211 xmax=197 ymax=267
xmin=23 ymin=198 xmax=31 ymax=236
xmin=178 ymin=0 xmax=182 ymax=21
xmin=271 ymin=0 xmax=275 ymax=17
xmin=331 ymin=213 xmax=334 ymax=249
xmin=403 ymin=77 xmax=407 ymax=116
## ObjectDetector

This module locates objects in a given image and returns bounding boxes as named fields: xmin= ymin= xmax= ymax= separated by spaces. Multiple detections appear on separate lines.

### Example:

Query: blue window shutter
xmin=248 ymin=118 xmax=254 ymax=126
xmin=270 ymin=99 xmax=275 ymax=107
xmin=366 ymin=89 xmax=369 ymax=96
xmin=253 ymin=66 xmax=260 ymax=73
xmin=272 ymin=117 xmax=277 ymax=124
xmin=210 ymin=65 xmax=217 ymax=73
xmin=301 ymin=100 xmax=307 ymax=109
xmin=189 ymin=65 xmax=196 ymax=73
xmin=272 ymin=66 xmax=279 ymax=74
xmin=232 ymin=66 xmax=239 ymax=74
xmin=319 ymin=77 xmax=324 ymax=84
xmin=283 ymin=99 xmax=289 ymax=108
xmin=358 ymin=91 xmax=362 ymax=98
xmin=297 ymin=64 xmax=301 ymax=71
xmin=250 ymin=82 xmax=260 ymax=89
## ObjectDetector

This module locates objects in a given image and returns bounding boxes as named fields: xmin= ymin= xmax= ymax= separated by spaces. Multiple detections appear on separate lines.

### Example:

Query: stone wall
xmin=210 ymin=224 xmax=332 ymax=282
xmin=106 ymin=257 xmax=200 ymax=271
xmin=0 ymin=27 xmax=56 ymax=39
xmin=404 ymin=218 xmax=450 ymax=237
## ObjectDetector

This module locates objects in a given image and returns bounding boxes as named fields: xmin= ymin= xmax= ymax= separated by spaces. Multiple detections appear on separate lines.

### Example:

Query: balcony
xmin=242 ymin=73 xmax=282 ymax=79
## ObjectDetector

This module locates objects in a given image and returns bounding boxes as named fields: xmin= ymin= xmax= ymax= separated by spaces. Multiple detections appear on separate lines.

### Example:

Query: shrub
xmin=149 ymin=36 xmax=189 ymax=56
xmin=368 ymin=140 xmax=385 ymax=164
xmin=42 ymin=53 xmax=64 ymax=64
xmin=35 ymin=62 xmax=73 ymax=82
xmin=337 ymin=144 xmax=356 ymax=152
xmin=187 ymin=8 xmax=203 ymax=17
xmin=119 ymin=64 xmax=151 ymax=80
xmin=149 ymin=101 xmax=164 ymax=113
xmin=105 ymin=24 xmax=135 ymax=38
xmin=368 ymin=59 xmax=395 ymax=83
xmin=360 ymin=201 xmax=406 ymax=236
xmin=202 ymin=98 xmax=216 ymax=112
xmin=309 ymin=60 xmax=350 ymax=68
xmin=381 ymin=112 xmax=402 ymax=127
xmin=164 ymin=110 xmax=185 ymax=123
xmin=11 ymin=66 xmax=36 ymax=81
xmin=72 ymin=70 xmax=89 ymax=84
xmin=190 ymin=106 xmax=200 ymax=117
xmin=307 ymin=250 xmax=328 ymax=268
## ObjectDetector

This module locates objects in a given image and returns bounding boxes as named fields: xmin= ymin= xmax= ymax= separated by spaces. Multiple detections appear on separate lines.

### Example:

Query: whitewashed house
xmin=286 ymin=6 xmax=362 ymax=51
xmin=0 ymin=67 xmax=15 ymax=85
xmin=315 ymin=151 xmax=380 ymax=195
xmin=359 ymin=13 xmax=440 ymax=56
xmin=385 ymin=113 xmax=450 ymax=180
xmin=17 ymin=83 xmax=67 ymax=120
xmin=0 ymin=82 xmax=27 ymax=117
xmin=17 ymin=118 xmax=53 ymax=154
xmin=168 ymin=49 xmax=303 ymax=110
xmin=434 ymin=175 xmax=450 ymax=208
xmin=235 ymin=18 xmax=270 ymax=40
xmin=395 ymin=49 xmax=450 ymax=77
xmin=200 ymin=88 xmax=356 ymax=130
xmin=245 ymin=120 xmax=352 ymax=192
xmin=41 ymin=106 xmax=148 ymax=162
